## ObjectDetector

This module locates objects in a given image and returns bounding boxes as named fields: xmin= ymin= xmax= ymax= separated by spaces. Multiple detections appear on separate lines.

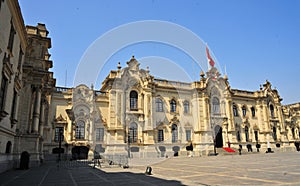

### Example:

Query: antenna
xmin=65 ymin=69 xmax=67 ymax=87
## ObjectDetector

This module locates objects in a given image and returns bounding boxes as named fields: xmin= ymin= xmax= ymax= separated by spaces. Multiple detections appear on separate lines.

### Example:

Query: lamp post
xmin=58 ymin=128 xmax=64 ymax=161
xmin=127 ymin=133 xmax=131 ymax=158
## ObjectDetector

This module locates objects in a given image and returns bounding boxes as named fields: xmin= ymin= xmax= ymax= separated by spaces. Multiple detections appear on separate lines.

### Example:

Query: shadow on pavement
xmin=0 ymin=162 xmax=185 ymax=186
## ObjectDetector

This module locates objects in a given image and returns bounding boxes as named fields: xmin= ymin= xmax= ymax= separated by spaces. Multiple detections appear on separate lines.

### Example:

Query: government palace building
xmin=1 ymin=0 xmax=300 ymax=173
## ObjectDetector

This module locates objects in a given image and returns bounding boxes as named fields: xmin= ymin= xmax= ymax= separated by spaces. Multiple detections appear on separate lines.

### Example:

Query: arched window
xmin=129 ymin=123 xmax=138 ymax=143
xmin=183 ymin=101 xmax=189 ymax=113
xmin=5 ymin=141 xmax=12 ymax=154
xmin=245 ymin=126 xmax=249 ymax=142
xmin=273 ymin=126 xmax=277 ymax=140
xmin=156 ymin=98 xmax=163 ymax=112
xmin=212 ymin=97 xmax=220 ymax=114
xmin=171 ymin=124 xmax=178 ymax=143
xmin=170 ymin=99 xmax=176 ymax=113
xmin=270 ymin=104 xmax=275 ymax=118
xmin=76 ymin=120 xmax=85 ymax=139
xmin=251 ymin=107 xmax=256 ymax=117
xmin=242 ymin=106 xmax=247 ymax=117
xmin=130 ymin=91 xmax=138 ymax=110
xmin=233 ymin=105 xmax=238 ymax=117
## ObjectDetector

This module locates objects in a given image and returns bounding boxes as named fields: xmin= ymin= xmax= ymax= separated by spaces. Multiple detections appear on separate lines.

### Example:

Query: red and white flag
xmin=206 ymin=45 xmax=215 ymax=67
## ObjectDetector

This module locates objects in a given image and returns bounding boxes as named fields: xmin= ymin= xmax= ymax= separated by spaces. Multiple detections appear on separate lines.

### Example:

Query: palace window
xmin=8 ymin=22 xmax=16 ymax=52
xmin=233 ymin=105 xmax=238 ymax=117
xmin=18 ymin=46 xmax=24 ymax=69
xmin=10 ymin=90 xmax=18 ymax=122
xmin=158 ymin=129 xmax=164 ymax=142
xmin=75 ymin=121 xmax=85 ymax=139
xmin=186 ymin=129 xmax=191 ymax=141
xmin=156 ymin=98 xmax=163 ymax=112
xmin=96 ymin=128 xmax=104 ymax=142
xmin=212 ymin=97 xmax=220 ymax=114
xmin=170 ymin=99 xmax=176 ymax=113
xmin=171 ymin=124 xmax=178 ymax=143
xmin=183 ymin=101 xmax=189 ymax=113
xmin=54 ymin=127 xmax=64 ymax=142
xmin=130 ymin=91 xmax=138 ymax=110
xmin=270 ymin=105 xmax=275 ymax=118
xmin=242 ymin=106 xmax=247 ymax=117
xmin=0 ymin=76 xmax=8 ymax=111
xmin=251 ymin=107 xmax=256 ymax=117
xmin=129 ymin=123 xmax=138 ymax=143
xmin=5 ymin=141 xmax=12 ymax=154
xmin=245 ymin=126 xmax=249 ymax=142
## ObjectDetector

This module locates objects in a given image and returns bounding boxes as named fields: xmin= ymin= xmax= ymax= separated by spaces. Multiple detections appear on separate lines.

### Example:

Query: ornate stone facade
xmin=47 ymin=56 xmax=300 ymax=159
xmin=0 ymin=0 xmax=55 ymax=173
xmin=1 ymin=0 xmax=300 ymax=174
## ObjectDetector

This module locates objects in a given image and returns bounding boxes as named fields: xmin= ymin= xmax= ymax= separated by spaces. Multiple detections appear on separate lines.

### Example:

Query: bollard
xmin=145 ymin=166 xmax=152 ymax=175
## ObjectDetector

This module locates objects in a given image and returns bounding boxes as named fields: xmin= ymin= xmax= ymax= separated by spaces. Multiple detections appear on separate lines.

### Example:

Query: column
xmin=32 ymin=86 xmax=41 ymax=133
xmin=38 ymin=99 xmax=45 ymax=136
xmin=225 ymin=100 xmax=233 ymax=130
xmin=27 ymin=87 xmax=34 ymax=133
xmin=202 ymin=96 xmax=209 ymax=131
xmin=144 ymin=93 xmax=151 ymax=127
xmin=277 ymin=106 xmax=284 ymax=132
xmin=262 ymin=101 xmax=269 ymax=132
xmin=12 ymin=92 xmax=20 ymax=121
xmin=115 ymin=91 xmax=119 ymax=127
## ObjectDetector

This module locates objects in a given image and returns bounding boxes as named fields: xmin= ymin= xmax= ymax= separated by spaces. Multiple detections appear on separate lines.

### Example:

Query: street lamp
xmin=58 ymin=128 xmax=64 ymax=161
xmin=127 ymin=133 xmax=131 ymax=158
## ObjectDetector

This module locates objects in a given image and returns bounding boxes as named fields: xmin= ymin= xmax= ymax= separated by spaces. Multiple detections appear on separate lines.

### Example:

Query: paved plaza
xmin=0 ymin=152 xmax=300 ymax=185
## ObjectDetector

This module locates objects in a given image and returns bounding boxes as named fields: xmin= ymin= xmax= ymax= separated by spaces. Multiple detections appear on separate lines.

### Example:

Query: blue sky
xmin=19 ymin=0 xmax=300 ymax=104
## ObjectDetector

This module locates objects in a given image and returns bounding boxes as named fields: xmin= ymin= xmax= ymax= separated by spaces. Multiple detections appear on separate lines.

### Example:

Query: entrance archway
xmin=72 ymin=146 xmax=89 ymax=160
xmin=214 ymin=125 xmax=223 ymax=148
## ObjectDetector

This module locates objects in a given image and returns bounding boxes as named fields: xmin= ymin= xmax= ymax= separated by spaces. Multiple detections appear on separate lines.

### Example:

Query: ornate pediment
xmin=55 ymin=114 xmax=67 ymax=123
xmin=170 ymin=115 xmax=179 ymax=124
xmin=73 ymin=85 xmax=94 ymax=104
xmin=156 ymin=122 xmax=165 ymax=128
xmin=184 ymin=122 xmax=192 ymax=129
xmin=253 ymin=124 xmax=259 ymax=131
xmin=206 ymin=67 xmax=220 ymax=81
xmin=126 ymin=56 xmax=140 ymax=72
xmin=2 ymin=54 xmax=14 ymax=81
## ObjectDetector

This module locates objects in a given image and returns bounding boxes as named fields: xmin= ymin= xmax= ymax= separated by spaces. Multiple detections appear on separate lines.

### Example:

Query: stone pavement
xmin=129 ymin=151 xmax=300 ymax=185
xmin=1 ymin=152 xmax=300 ymax=186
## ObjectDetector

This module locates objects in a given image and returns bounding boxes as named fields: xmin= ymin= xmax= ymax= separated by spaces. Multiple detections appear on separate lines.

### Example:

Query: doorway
xmin=214 ymin=125 xmax=223 ymax=148
xmin=72 ymin=146 xmax=89 ymax=160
